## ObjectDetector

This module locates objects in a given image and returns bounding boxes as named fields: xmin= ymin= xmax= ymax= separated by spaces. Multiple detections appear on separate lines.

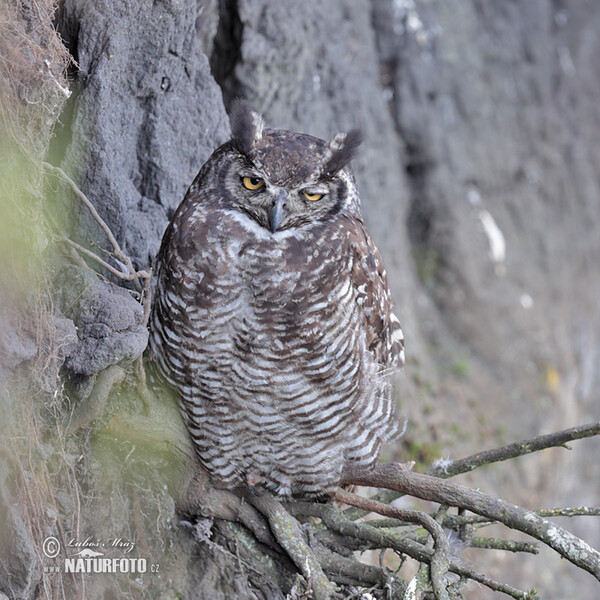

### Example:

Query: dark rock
xmin=0 ymin=454 xmax=41 ymax=600
xmin=55 ymin=266 xmax=148 ymax=376
xmin=57 ymin=0 xmax=230 ymax=270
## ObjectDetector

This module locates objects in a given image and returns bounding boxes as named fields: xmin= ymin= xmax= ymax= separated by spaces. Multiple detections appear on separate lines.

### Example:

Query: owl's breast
xmin=150 ymin=202 xmax=396 ymax=497
xmin=163 ymin=206 xmax=376 ymax=367
xmin=236 ymin=224 xmax=351 ymax=328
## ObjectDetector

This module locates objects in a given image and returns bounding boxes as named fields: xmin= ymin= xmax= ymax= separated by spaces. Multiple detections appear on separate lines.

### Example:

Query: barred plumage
xmin=149 ymin=101 xmax=404 ymax=498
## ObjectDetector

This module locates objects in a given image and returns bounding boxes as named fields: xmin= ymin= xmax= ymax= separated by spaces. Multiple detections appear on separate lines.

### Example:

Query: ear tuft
xmin=324 ymin=129 xmax=363 ymax=176
xmin=230 ymin=98 xmax=265 ymax=154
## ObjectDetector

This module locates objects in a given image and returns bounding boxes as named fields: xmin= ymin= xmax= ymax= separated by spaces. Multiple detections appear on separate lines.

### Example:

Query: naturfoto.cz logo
xmin=42 ymin=536 xmax=159 ymax=574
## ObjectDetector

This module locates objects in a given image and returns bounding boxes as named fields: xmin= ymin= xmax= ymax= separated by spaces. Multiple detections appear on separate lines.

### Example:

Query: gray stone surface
xmin=54 ymin=265 xmax=148 ymax=376
xmin=379 ymin=0 xmax=600 ymax=413
xmin=0 ymin=310 xmax=37 ymax=389
xmin=58 ymin=0 xmax=230 ymax=270
xmin=0 ymin=453 xmax=41 ymax=600
xmin=32 ymin=0 xmax=600 ymax=598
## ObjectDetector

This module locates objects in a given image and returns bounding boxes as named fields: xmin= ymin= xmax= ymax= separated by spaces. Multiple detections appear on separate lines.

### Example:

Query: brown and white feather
xmin=149 ymin=107 xmax=404 ymax=498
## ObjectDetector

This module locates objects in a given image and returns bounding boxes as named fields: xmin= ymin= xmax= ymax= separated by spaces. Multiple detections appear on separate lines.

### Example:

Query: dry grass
xmin=0 ymin=3 xmax=80 ymax=598
xmin=0 ymin=0 xmax=72 ymax=164
xmin=0 ymin=7 xmax=179 ymax=595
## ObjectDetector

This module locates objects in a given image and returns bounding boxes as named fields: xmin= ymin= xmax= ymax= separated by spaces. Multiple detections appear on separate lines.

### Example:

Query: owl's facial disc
xmin=263 ymin=184 xmax=331 ymax=233
xmin=233 ymin=161 xmax=333 ymax=233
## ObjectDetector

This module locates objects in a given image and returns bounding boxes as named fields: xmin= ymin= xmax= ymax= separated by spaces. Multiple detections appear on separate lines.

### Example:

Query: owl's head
xmin=218 ymin=99 xmax=362 ymax=233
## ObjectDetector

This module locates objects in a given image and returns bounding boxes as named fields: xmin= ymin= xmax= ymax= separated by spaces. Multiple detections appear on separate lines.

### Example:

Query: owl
xmin=149 ymin=100 xmax=404 ymax=499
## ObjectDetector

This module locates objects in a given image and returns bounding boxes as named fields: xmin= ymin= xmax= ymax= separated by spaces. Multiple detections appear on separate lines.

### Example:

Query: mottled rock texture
xmin=54 ymin=266 xmax=147 ymax=376
xmin=2 ymin=0 xmax=599 ymax=598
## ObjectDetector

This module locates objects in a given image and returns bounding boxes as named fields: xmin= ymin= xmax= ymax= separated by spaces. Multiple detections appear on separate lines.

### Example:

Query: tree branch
xmin=45 ymin=162 xmax=153 ymax=325
xmin=55 ymin=235 xmax=150 ymax=281
xmin=469 ymin=537 xmax=539 ymax=554
xmin=430 ymin=422 xmax=600 ymax=478
xmin=287 ymin=500 xmax=534 ymax=599
xmin=247 ymin=492 xmax=337 ymax=600
xmin=333 ymin=488 xmax=450 ymax=600
xmin=536 ymin=506 xmax=600 ymax=518
xmin=43 ymin=162 xmax=138 ymax=281
xmin=177 ymin=468 xmax=279 ymax=552
xmin=341 ymin=463 xmax=600 ymax=581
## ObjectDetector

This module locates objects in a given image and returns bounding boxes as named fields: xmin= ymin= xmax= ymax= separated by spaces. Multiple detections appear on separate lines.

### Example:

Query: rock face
xmin=3 ymin=0 xmax=597 ymax=598
xmin=57 ymin=0 xmax=230 ymax=271
xmin=0 ymin=310 xmax=38 ymax=390
xmin=0 ymin=447 xmax=41 ymax=600
xmin=54 ymin=266 xmax=148 ymax=377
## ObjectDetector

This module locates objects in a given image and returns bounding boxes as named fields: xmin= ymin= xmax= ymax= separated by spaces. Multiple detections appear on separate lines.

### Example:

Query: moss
xmin=402 ymin=437 xmax=443 ymax=471
xmin=450 ymin=359 xmax=469 ymax=378
xmin=412 ymin=245 xmax=442 ymax=289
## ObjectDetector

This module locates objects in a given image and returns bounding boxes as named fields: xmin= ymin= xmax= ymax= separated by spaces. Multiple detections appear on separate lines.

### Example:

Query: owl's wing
xmin=349 ymin=220 xmax=405 ymax=370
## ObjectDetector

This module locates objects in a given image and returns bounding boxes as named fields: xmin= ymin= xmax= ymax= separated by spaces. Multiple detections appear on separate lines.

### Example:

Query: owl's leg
xmin=310 ymin=491 xmax=334 ymax=504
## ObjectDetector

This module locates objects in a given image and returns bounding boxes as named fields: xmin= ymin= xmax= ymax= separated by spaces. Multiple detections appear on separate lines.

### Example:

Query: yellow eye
xmin=242 ymin=176 xmax=265 ymax=190
xmin=303 ymin=190 xmax=323 ymax=201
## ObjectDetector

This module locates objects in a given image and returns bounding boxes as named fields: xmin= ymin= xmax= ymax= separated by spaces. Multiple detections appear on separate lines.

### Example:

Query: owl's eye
xmin=242 ymin=176 xmax=265 ymax=191
xmin=303 ymin=190 xmax=324 ymax=202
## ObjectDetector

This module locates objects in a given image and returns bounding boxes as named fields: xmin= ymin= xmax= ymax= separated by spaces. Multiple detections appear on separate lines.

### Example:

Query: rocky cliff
xmin=1 ymin=1 xmax=599 ymax=598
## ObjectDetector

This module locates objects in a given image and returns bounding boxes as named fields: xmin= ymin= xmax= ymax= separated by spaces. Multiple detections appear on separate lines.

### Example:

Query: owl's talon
xmin=246 ymin=473 xmax=266 ymax=496
xmin=247 ymin=484 xmax=265 ymax=497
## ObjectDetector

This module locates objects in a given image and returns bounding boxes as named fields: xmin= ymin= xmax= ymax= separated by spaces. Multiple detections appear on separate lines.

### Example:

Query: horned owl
xmin=149 ymin=100 xmax=404 ymax=499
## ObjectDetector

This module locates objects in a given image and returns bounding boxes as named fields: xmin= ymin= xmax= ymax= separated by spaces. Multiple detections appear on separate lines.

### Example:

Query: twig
xmin=288 ymin=501 xmax=533 ymax=599
xmin=430 ymin=422 xmax=600 ymax=478
xmin=246 ymin=492 xmax=337 ymax=600
xmin=448 ymin=564 xmax=537 ymax=600
xmin=44 ymin=162 xmax=153 ymax=324
xmin=55 ymin=236 xmax=150 ymax=281
xmin=141 ymin=270 xmax=153 ymax=327
xmin=442 ymin=506 xmax=600 ymax=530
xmin=43 ymin=162 xmax=137 ymax=281
xmin=469 ymin=537 xmax=539 ymax=554
xmin=316 ymin=543 xmax=395 ymax=590
xmin=177 ymin=468 xmax=279 ymax=552
xmin=364 ymin=518 xmax=414 ymax=529
xmin=341 ymin=463 xmax=600 ymax=581
xmin=536 ymin=506 xmax=600 ymax=518
xmin=333 ymin=488 xmax=450 ymax=600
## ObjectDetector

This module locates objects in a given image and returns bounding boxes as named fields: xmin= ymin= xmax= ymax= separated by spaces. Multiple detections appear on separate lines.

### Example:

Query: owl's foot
xmin=310 ymin=491 xmax=333 ymax=503
xmin=246 ymin=472 xmax=267 ymax=496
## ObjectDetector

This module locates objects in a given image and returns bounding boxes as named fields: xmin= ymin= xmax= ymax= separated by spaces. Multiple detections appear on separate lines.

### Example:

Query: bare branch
xmin=177 ymin=469 xmax=279 ymax=552
xmin=536 ymin=506 xmax=600 ymax=518
xmin=315 ymin=543 xmax=395 ymax=591
xmin=443 ymin=506 xmax=600 ymax=530
xmin=141 ymin=269 xmax=153 ymax=327
xmin=288 ymin=500 xmax=534 ymax=599
xmin=333 ymin=488 xmax=451 ymax=600
xmin=470 ymin=537 xmax=539 ymax=554
xmin=341 ymin=463 xmax=600 ymax=581
xmin=55 ymin=236 xmax=150 ymax=281
xmin=448 ymin=564 xmax=536 ymax=600
xmin=43 ymin=162 xmax=137 ymax=278
xmin=45 ymin=162 xmax=153 ymax=322
xmin=430 ymin=422 xmax=600 ymax=478
xmin=247 ymin=492 xmax=337 ymax=600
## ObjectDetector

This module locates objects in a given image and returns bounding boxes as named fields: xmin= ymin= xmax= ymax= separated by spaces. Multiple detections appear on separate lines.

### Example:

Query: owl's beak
xmin=268 ymin=191 xmax=287 ymax=233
